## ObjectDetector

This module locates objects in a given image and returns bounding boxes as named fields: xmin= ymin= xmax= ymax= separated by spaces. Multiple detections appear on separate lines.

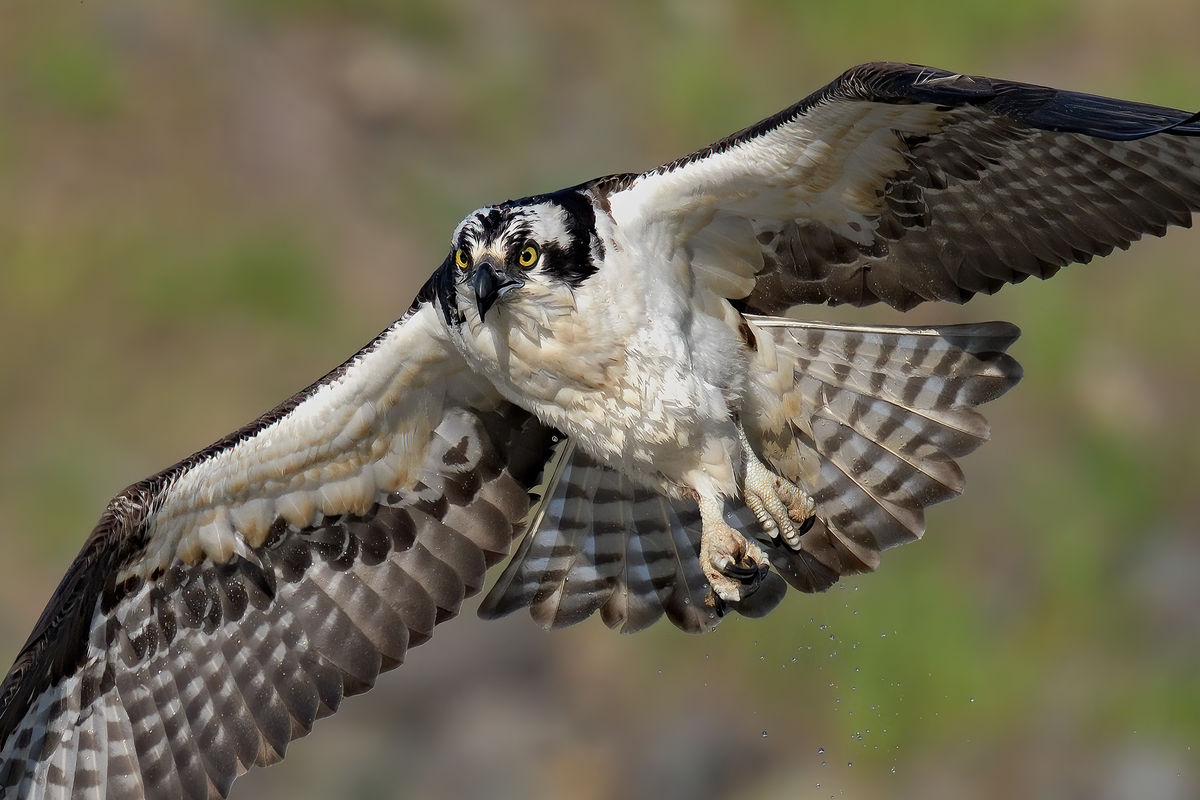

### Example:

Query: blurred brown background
xmin=2 ymin=1 xmax=1200 ymax=798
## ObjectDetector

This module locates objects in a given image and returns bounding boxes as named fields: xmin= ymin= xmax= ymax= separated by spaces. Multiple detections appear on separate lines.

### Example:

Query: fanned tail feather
xmin=478 ymin=446 xmax=785 ymax=633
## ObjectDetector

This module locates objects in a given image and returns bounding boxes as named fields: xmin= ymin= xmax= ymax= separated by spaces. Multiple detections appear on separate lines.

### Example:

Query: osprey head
xmin=432 ymin=188 xmax=602 ymax=327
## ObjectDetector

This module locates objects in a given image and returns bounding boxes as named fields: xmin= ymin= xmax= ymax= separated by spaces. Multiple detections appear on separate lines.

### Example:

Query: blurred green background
xmin=2 ymin=1 xmax=1199 ymax=798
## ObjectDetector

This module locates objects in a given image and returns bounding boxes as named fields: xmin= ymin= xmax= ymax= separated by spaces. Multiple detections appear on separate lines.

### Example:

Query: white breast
xmin=451 ymin=241 xmax=750 ymax=497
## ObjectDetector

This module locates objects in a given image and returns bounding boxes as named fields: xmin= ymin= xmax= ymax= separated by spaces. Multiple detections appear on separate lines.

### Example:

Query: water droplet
xmin=817 ymin=747 xmax=825 ymax=754
xmin=656 ymin=668 xmax=663 ymax=675
xmin=761 ymin=730 xmax=769 ymax=739
xmin=847 ymin=761 xmax=853 ymax=768
xmin=890 ymin=767 xmax=897 ymax=775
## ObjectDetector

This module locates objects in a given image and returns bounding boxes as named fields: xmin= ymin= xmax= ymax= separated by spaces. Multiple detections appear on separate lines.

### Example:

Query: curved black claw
xmin=797 ymin=514 xmax=817 ymax=535
xmin=721 ymin=559 xmax=770 ymax=587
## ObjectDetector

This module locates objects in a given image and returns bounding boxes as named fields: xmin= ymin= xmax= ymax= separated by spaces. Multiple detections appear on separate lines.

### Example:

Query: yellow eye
xmin=454 ymin=248 xmax=471 ymax=271
xmin=518 ymin=244 xmax=539 ymax=268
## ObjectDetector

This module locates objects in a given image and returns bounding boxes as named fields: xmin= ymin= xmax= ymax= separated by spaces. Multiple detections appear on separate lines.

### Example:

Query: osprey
xmin=2 ymin=62 xmax=1199 ymax=798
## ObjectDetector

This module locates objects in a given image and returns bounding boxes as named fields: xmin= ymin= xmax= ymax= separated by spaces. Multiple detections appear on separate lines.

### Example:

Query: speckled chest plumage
xmin=443 ymin=224 xmax=752 ymax=498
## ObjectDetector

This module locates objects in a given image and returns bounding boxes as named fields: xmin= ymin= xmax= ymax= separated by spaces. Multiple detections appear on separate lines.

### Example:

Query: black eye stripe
xmin=541 ymin=189 xmax=599 ymax=287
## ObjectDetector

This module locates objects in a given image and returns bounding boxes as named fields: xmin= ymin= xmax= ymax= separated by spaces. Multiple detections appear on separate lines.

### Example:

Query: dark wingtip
xmin=1101 ymin=107 xmax=1200 ymax=141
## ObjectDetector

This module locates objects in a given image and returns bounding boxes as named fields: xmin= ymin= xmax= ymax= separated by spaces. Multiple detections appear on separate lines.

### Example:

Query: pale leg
xmin=738 ymin=425 xmax=815 ymax=550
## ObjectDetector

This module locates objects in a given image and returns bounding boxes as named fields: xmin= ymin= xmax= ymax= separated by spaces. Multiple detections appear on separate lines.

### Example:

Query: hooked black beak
xmin=470 ymin=259 xmax=524 ymax=320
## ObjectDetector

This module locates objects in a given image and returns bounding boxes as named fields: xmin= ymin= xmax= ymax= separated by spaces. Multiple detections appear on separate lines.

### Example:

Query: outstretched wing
xmin=0 ymin=302 xmax=558 ymax=799
xmin=599 ymin=61 xmax=1200 ymax=312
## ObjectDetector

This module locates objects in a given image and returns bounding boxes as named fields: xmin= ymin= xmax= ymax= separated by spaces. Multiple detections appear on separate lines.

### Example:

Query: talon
xmin=722 ymin=559 xmax=767 ymax=585
xmin=798 ymin=514 xmax=816 ymax=535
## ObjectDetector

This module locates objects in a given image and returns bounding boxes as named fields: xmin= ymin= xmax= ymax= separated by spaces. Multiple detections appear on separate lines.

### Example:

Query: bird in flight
xmin=2 ymin=62 xmax=1198 ymax=798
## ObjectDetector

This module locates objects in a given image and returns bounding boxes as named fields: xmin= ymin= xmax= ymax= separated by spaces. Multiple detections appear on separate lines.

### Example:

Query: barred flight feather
xmin=480 ymin=445 xmax=788 ymax=634
xmin=745 ymin=320 xmax=1022 ymax=582
xmin=616 ymin=63 xmax=1200 ymax=315
xmin=0 ymin=310 xmax=560 ymax=799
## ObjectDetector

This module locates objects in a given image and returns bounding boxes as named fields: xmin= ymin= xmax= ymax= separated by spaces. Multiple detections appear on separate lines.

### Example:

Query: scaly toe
xmin=776 ymin=477 xmax=816 ymax=524
xmin=744 ymin=491 xmax=777 ymax=533
xmin=737 ymin=427 xmax=817 ymax=552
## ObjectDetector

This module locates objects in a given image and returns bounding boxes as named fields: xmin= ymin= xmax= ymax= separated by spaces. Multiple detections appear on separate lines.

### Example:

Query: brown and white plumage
xmin=2 ymin=62 xmax=1199 ymax=797
xmin=0 ymin=308 xmax=559 ymax=797
xmin=617 ymin=62 xmax=1200 ymax=313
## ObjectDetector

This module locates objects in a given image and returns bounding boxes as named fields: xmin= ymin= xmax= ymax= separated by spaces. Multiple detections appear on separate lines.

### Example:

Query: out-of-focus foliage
xmin=1 ymin=1 xmax=1199 ymax=798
